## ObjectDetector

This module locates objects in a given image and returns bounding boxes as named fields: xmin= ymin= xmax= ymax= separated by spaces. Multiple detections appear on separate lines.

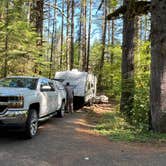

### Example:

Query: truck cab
xmin=0 ymin=76 xmax=66 ymax=138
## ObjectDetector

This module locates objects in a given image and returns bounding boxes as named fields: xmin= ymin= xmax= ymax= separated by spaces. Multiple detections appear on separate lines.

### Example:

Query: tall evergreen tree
xmin=70 ymin=0 xmax=75 ymax=70
xmin=86 ymin=0 xmax=92 ymax=72
xmin=120 ymin=0 xmax=135 ymax=119
xmin=81 ymin=0 xmax=87 ymax=71
xmin=98 ymin=0 xmax=107 ymax=89
xmin=150 ymin=0 xmax=166 ymax=132
xmin=60 ymin=0 xmax=65 ymax=69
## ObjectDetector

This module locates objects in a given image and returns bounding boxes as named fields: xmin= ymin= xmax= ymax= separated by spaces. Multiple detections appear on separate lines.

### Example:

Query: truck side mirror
xmin=41 ymin=85 xmax=52 ymax=92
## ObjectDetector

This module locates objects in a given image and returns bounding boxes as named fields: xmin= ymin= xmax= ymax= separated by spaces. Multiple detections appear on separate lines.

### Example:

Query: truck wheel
xmin=24 ymin=109 xmax=38 ymax=139
xmin=57 ymin=102 xmax=65 ymax=118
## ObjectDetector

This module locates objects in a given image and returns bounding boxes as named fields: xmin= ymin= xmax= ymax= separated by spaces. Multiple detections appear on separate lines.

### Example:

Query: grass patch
xmin=88 ymin=105 xmax=166 ymax=143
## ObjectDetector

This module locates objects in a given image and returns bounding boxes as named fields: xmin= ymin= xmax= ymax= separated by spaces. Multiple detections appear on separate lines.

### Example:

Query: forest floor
xmin=0 ymin=104 xmax=166 ymax=166
xmin=86 ymin=103 xmax=166 ymax=143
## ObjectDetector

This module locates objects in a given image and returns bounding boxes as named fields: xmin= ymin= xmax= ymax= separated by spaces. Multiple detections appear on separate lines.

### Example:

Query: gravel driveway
xmin=0 ymin=111 xmax=166 ymax=166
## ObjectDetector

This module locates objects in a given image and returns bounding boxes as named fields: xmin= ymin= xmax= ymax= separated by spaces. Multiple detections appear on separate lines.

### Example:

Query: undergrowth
xmin=88 ymin=106 xmax=166 ymax=143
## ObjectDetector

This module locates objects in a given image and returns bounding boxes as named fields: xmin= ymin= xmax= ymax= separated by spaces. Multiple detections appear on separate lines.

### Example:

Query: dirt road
xmin=0 ymin=111 xmax=166 ymax=166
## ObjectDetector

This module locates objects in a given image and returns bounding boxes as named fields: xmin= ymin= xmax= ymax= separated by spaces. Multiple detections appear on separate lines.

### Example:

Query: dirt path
xmin=0 ymin=109 xmax=166 ymax=166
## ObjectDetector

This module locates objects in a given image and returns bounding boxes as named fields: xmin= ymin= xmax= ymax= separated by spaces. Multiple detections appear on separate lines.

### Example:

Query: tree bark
xmin=4 ymin=1 xmax=9 ymax=77
xmin=49 ymin=0 xmax=57 ymax=78
xmin=35 ymin=0 xmax=44 ymax=46
xmin=144 ymin=15 xmax=148 ymax=41
xmin=150 ymin=0 xmax=166 ymax=132
xmin=120 ymin=0 xmax=135 ymax=119
xmin=31 ymin=0 xmax=44 ymax=74
xmin=46 ymin=0 xmax=51 ymax=63
xmin=111 ymin=18 xmax=115 ymax=64
xmin=109 ymin=12 xmax=115 ymax=89
xmin=66 ymin=0 xmax=71 ymax=70
xmin=108 ymin=20 xmax=111 ymax=47
xmin=70 ymin=0 xmax=74 ymax=70
xmin=86 ymin=0 xmax=92 ymax=72
xmin=135 ymin=16 xmax=140 ymax=65
xmin=81 ymin=0 xmax=87 ymax=71
xmin=60 ymin=0 xmax=64 ymax=69
xmin=98 ymin=0 xmax=107 ymax=90
xmin=78 ymin=5 xmax=82 ymax=67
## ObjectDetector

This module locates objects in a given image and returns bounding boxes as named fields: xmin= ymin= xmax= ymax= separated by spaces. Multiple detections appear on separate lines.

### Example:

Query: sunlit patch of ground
xmin=84 ymin=104 xmax=114 ymax=125
xmin=74 ymin=118 xmax=96 ymax=128
xmin=74 ymin=118 xmax=100 ymax=136
xmin=91 ymin=104 xmax=113 ymax=113
xmin=85 ymin=104 xmax=166 ymax=144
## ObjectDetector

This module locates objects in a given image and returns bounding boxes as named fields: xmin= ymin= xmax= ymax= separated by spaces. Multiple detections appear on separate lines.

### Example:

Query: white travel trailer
xmin=55 ymin=69 xmax=97 ymax=107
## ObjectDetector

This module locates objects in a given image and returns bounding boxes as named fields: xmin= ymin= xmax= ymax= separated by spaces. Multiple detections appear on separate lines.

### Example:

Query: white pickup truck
xmin=0 ymin=76 xmax=66 ymax=138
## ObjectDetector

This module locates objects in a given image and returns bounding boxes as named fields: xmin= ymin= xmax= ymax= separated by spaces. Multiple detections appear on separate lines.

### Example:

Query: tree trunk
xmin=78 ymin=5 xmax=82 ymax=67
xmin=150 ymin=0 xmax=166 ymax=132
xmin=35 ymin=0 xmax=44 ymax=46
xmin=31 ymin=0 xmax=44 ymax=74
xmin=120 ymin=0 xmax=135 ymax=119
xmin=111 ymin=18 xmax=115 ymax=64
xmin=81 ymin=0 xmax=87 ymax=71
xmin=66 ymin=0 xmax=71 ymax=70
xmin=108 ymin=19 xmax=111 ymax=47
xmin=135 ymin=16 xmax=140 ymax=65
xmin=4 ymin=1 xmax=9 ymax=77
xmin=70 ymin=0 xmax=74 ymax=70
xmin=86 ymin=0 xmax=92 ymax=72
xmin=49 ymin=0 xmax=57 ymax=78
xmin=98 ymin=0 xmax=107 ymax=90
xmin=60 ymin=0 xmax=64 ymax=69
xmin=144 ymin=15 xmax=148 ymax=41
xmin=47 ymin=0 xmax=51 ymax=62
xmin=110 ymin=15 xmax=115 ymax=88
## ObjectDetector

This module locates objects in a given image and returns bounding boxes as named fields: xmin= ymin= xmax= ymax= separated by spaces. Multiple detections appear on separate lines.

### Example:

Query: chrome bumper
xmin=0 ymin=109 xmax=28 ymax=125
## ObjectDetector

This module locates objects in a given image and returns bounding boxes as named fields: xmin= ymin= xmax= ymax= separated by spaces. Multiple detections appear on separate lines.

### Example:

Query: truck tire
xmin=57 ymin=102 xmax=65 ymax=118
xmin=24 ymin=109 xmax=38 ymax=139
